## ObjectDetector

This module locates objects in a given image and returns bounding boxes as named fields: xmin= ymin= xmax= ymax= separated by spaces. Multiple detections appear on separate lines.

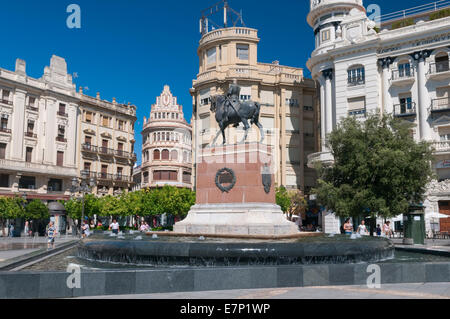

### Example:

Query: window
xmin=240 ymin=95 xmax=251 ymax=101
xmin=399 ymin=96 xmax=413 ymax=114
xmin=85 ymin=111 xmax=92 ymax=123
xmin=440 ymin=134 xmax=450 ymax=141
xmin=348 ymin=97 xmax=366 ymax=116
xmin=85 ymin=136 xmax=92 ymax=145
xmin=58 ymin=103 xmax=67 ymax=116
xmin=154 ymin=149 xmax=160 ymax=160
xmin=118 ymin=142 xmax=124 ymax=151
xmin=207 ymin=47 xmax=216 ymax=64
xmin=435 ymin=54 xmax=449 ymax=73
xmin=286 ymin=98 xmax=299 ymax=106
xmin=19 ymin=176 xmax=35 ymax=190
xmin=171 ymin=150 xmax=178 ymax=161
xmin=321 ymin=29 xmax=331 ymax=42
xmin=153 ymin=171 xmax=177 ymax=181
xmin=1 ymin=116 xmax=8 ymax=131
xmin=57 ymin=125 xmax=66 ymax=142
xmin=0 ymin=143 xmax=6 ymax=159
xmin=57 ymin=151 xmax=64 ymax=167
xmin=161 ymin=149 xmax=170 ymax=160
xmin=102 ymin=116 xmax=109 ymax=127
xmin=0 ymin=174 xmax=8 ymax=188
xmin=347 ymin=66 xmax=365 ymax=86
xmin=26 ymin=147 xmax=33 ymax=162
xmin=398 ymin=62 xmax=411 ymax=78
xmin=84 ymin=162 xmax=91 ymax=172
xmin=201 ymin=97 xmax=210 ymax=105
xmin=183 ymin=172 xmax=191 ymax=184
xmin=1 ymin=90 xmax=10 ymax=104
xmin=28 ymin=97 xmax=36 ymax=107
xmin=27 ymin=120 xmax=34 ymax=134
xmin=117 ymin=167 xmax=123 ymax=176
xmin=236 ymin=44 xmax=249 ymax=60
xmin=48 ymin=179 xmax=62 ymax=192
xmin=118 ymin=120 xmax=124 ymax=130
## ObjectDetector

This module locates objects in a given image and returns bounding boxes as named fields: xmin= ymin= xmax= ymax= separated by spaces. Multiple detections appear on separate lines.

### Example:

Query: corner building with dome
xmin=141 ymin=85 xmax=193 ymax=189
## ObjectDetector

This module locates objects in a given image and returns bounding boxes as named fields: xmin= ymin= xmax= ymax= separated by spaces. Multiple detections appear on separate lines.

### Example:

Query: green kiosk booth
xmin=402 ymin=205 xmax=426 ymax=245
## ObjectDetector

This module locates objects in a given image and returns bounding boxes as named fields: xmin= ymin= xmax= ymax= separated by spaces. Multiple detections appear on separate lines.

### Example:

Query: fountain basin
xmin=77 ymin=234 xmax=395 ymax=266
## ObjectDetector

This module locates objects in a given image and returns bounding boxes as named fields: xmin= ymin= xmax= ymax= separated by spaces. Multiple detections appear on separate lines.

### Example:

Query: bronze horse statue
xmin=210 ymin=95 xmax=265 ymax=146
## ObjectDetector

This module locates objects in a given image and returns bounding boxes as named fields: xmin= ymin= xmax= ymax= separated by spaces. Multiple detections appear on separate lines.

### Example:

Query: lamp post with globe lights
xmin=71 ymin=171 xmax=96 ymax=237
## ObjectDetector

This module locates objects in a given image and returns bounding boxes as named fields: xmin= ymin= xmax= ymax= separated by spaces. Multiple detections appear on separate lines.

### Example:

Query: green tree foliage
xmin=313 ymin=114 xmax=434 ymax=219
xmin=276 ymin=187 xmax=307 ymax=221
xmin=24 ymin=199 xmax=49 ymax=220
xmin=64 ymin=198 xmax=82 ymax=220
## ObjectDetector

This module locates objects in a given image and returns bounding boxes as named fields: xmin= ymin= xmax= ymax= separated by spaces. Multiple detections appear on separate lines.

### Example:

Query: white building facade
xmin=306 ymin=0 xmax=450 ymax=233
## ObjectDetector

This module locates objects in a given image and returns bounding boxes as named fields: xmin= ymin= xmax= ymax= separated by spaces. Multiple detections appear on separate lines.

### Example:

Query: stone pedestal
xmin=174 ymin=143 xmax=299 ymax=235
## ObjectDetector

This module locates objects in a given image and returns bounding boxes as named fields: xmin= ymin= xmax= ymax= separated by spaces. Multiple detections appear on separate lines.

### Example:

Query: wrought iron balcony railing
xmin=394 ymin=102 xmax=417 ymax=117
xmin=431 ymin=98 xmax=450 ymax=112
xmin=429 ymin=61 xmax=450 ymax=74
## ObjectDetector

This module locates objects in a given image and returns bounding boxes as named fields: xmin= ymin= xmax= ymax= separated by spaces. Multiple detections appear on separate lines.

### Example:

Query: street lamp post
xmin=71 ymin=172 xmax=96 ymax=238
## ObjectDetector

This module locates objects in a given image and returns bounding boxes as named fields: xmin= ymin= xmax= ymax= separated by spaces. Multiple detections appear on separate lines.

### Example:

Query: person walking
xmin=8 ymin=223 xmax=14 ymax=237
xmin=356 ymin=220 xmax=369 ymax=236
xmin=376 ymin=224 xmax=382 ymax=236
xmin=24 ymin=220 xmax=29 ymax=237
xmin=383 ymin=221 xmax=392 ymax=237
xmin=47 ymin=222 xmax=57 ymax=250
xmin=343 ymin=218 xmax=353 ymax=235
xmin=109 ymin=219 xmax=120 ymax=235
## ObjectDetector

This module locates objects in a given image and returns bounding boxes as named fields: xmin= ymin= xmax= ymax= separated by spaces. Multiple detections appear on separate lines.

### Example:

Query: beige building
xmin=141 ymin=85 xmax=192 ymax=189
xmin=190 ymin=26 xmax=318 ymax=192
xmin=78 ymin=90 xmax=137 ymax=197
xmin=0 ymin=55 xmax=137 ymax=201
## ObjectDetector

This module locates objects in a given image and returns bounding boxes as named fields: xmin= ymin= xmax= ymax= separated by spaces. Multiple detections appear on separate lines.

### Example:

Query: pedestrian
xmin=109 ymin=219 xmax=120 ymax=235
xmin=343 ymin=218 xmax=353 ymax=235
xmin=376 ymin=224 xmax=382 ymax=236
xmin=47 ymin=221 xmax=57 ymax=250
xmin=383 ymin=221 xmax=392 ymax=237
xmin=24 ymin=220 xmax=29 ymax=237
xmin=82 ymin=221 xmax=90 ymax=238
xmin=356 ymin=220 xmax=368 ymax=236
xmin=9 ymin=223 xmax=14 ymax=237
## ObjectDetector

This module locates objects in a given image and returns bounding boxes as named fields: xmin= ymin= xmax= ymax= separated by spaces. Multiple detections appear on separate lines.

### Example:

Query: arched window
xmin=153 ymin=149 xmax=160 ymax=160
xmin=162 ymin=149 xmax=170 ymax=160
xmin=171 ymin=150 xmax=178 ymax=161
xmin=347 ymin=65 xmax=365 ymax=86
xmin=396 ymin=59 xmax=412 ymax=79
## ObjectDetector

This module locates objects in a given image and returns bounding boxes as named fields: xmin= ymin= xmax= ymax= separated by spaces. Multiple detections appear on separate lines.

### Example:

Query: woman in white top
xmin=356 ymin=220 xmax=368 ymax=236
xmin=109 ymin=220 xmax=120 ymax=234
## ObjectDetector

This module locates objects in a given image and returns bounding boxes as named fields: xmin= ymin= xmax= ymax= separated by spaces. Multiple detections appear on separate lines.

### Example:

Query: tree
xmin=276 ymin=187 xmax=307 ymax=221
xmin=313 ymin=114 xmax=434 ymax=221
xmin=0 ymin=197 xmax=25 ymax=236
xmin=24 ymin=199 xmax=49 ymax=220
xmin=64 ymin=198 xmax=82 ymax=220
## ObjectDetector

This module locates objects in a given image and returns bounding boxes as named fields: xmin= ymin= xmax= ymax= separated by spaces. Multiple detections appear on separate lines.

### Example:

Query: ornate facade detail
xmin=426 ymin=179 xmax=450 ymax=196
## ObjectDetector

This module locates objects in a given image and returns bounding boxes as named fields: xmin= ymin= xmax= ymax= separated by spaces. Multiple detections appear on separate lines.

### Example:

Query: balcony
xmin=79 ymin=170 xmax=98 ymax=180
xmin=432 ymin=141 xmax=450 ymax=154
xmin=0 ymin=158 xmax=77 ymax=177
xmin=26 ymin=105 xmax=39 ymax=112
xmin=393 ymin=102 xmax=417 ymax=118
xmin=24 ymin=131 xmax=37 ymax=138
xmin=0 ymin=127 xmax=11 ymax=134
xmin=391 ymin=69 xmax=415 ymax=86
xmin=113 ymin=174 xmax=132 ymax=183
xmin=57 ymin=111 xmax=68 ymax=117
xmin=431 ymin=98 xmax=450 ymax=113
xmin=429 ymin=61 xmax=450 ymax=80
xmin=81 ymin=143 xmax=98 ymax=153
xmin=98 ymin=147 xmax=115 ymax=156
xmin=348 ymin=79 xmax=365 ymax=87
xmin=97 ymin=172 xmax=114 ymax=181
xmin=56 ymin=136 xmax=67 ymax=143
xmin=0 ymin=99 xmax=12 ymax=106
xmin=115 ymin=149 xmax=132 ymax=158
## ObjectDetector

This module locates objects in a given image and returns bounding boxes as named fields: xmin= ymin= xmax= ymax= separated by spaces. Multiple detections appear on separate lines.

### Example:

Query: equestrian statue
xmin=210 ymin=80 xmax=265 ymax=146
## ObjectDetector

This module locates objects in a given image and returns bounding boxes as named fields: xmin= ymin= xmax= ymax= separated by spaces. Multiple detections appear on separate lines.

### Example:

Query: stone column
xmin=318 ymin=78 xmax=326 ymax=150
xmin=378 ymin=57 xmax=393 ymax=114
xmin=412 ymin=50 xmax=432 ymax=141
xmin=322 ymin=68 xmax=334 ymax=136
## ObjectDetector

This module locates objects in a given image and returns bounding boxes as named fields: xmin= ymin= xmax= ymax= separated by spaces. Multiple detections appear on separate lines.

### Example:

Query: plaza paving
xmin=74 ymin=283 xmax=450 ymax=299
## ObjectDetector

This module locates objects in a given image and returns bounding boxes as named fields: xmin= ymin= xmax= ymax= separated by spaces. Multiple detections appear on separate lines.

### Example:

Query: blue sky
xmin=0 ymin=0 xmax=430 ymax=165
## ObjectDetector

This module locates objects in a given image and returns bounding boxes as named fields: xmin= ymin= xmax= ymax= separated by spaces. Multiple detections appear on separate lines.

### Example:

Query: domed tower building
xmin=141 ymin=85 xmax=192 ymax=189
xmin=306 ymin=0 xmax=450 ymax=233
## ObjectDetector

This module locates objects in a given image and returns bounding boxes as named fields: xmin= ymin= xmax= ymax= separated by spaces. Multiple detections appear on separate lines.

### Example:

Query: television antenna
xmin=200 ymin=0 xmax=245 ymax=35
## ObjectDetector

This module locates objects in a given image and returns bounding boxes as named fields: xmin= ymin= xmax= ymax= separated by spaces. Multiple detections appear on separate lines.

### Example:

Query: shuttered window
xmin=57 ymin=151 xmax=64 ymax=167
xmin=0 ymin=143 xmax=5 ymax=159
